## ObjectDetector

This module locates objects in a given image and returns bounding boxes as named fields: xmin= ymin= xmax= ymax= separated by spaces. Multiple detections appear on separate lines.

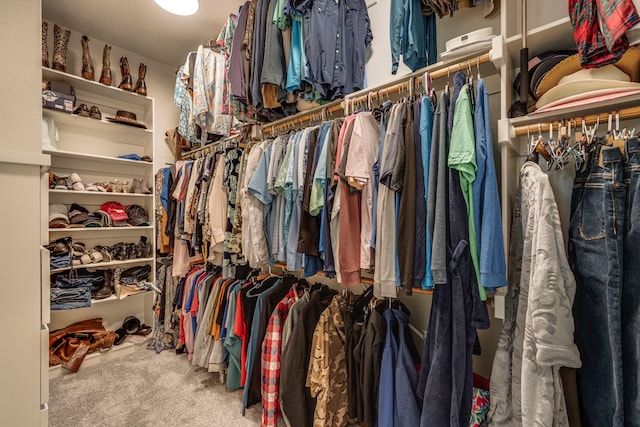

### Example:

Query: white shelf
xmin=50 ymin=257 xmax=153 ymax=273
xmin=44 ymin=149 xmax=153 ymax=167
xmin=48 ymin=340 xmax=149 ymax=379
xmin=48 ymin=226 xmax=153 ymax=233
xmin=43 ymin=108 xmax=153 ymax=137
xmin=42 ymin=67 xmax=153 ymax=108
xmin=506 ymin=17 xmax=576 ymax=64
xmin=510 ymin=92 xmax=640 ymax=128
xmin=48 ymin=189 xmax=153 ymax=197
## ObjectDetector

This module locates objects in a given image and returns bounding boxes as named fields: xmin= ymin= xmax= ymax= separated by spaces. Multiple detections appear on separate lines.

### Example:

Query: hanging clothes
xmin=488 ymin=161 xmax=581 ymax=426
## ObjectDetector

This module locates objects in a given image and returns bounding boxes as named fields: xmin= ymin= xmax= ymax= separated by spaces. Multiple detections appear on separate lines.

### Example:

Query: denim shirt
xmin=390 ymin=0 xmax=436 ymax=74
xmin=292 ymin=0 xmax=372 ymax=100
xmin=472 ymin=79 xmax=507 ymax=288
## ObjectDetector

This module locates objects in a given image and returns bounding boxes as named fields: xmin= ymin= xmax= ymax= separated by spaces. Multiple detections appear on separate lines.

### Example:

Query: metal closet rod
xmin=180 ymin=135 xmax=246 ymax=160
xmin=262 ymin=51 xmax=492 ymax=136
xmin=513 ymin=105 xmax=640 ymax=137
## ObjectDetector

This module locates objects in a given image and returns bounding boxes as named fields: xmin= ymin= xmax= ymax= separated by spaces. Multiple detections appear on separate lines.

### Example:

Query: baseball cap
xmin=68 ymin=203 xmax=90 ymax=225
xmin=100 ymin=201 xmax=129 ymax=226
xmin=126 ymin=205 xmax=150 ymax=226
xmin=49 ymin=204 xmax=69 ymax=228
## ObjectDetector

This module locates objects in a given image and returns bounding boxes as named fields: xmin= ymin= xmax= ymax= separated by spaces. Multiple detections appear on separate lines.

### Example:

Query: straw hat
xmin=534 ymin=46 xmax=640 ymax=100
xmin=535 ymin=64 xmax=640 ymax=109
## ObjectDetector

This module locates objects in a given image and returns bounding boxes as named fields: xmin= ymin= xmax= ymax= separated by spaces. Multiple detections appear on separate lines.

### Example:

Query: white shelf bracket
xmin=490 ymin=35 xmax=505 ymax=70
xmin=498 ymin=118 xmax=519 ymax=155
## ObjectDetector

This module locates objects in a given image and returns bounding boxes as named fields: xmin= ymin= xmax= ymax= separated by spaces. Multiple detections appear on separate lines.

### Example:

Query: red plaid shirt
xmin=260 ymin=289 xmax=298 ymax=427
xmin=570 ymin=0 xmax=640 ymax=67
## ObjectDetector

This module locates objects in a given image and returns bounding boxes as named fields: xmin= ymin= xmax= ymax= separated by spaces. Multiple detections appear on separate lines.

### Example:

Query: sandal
xmin=80 ymin=247 xmax=104 ymax=265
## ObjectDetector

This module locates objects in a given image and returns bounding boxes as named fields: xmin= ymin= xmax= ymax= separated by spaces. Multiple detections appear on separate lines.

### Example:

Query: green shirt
xmin=448 ymin=85 xmax=485 ymax=301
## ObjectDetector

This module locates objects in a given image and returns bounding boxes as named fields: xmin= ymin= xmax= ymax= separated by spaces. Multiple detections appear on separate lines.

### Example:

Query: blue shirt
xmin=420 ymin=96 xmax=435 ymax=289
xmin=472 ymin=79 xmax=507 ymax=288
xmin=249 ymin=144 xmax=276 ymax=260
xmin=390 ymin=0 xmax=437 ymax=74
xmin=292 ymin=0 xmax=372 ymax=99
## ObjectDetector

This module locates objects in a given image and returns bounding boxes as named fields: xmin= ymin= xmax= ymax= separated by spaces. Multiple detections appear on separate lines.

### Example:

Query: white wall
xmin=365 ymin=4 xmax=500 ymax=86
xmin=42 ymin=20 xmax=180 ymax=171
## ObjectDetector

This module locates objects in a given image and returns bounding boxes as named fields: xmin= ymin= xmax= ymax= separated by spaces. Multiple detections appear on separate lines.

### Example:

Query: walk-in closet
xmin=2 ymin=0 xmax=639 ymax=426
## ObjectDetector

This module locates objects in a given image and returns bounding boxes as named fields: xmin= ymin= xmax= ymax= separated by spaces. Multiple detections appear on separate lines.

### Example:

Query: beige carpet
xmin=49 ymin=348 xmax=263 ymax=427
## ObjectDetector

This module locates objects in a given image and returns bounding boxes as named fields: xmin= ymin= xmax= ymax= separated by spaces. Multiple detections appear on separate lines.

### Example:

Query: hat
xmin=84 ymin=210 xmax=112 ymax=227
xmin=527 ymin=51 xmax=577 ymax=99
xmin=126 ymin=205 xmax=150 ymax=226
xmin=535 ymin=65 xmax=640 ymax=109
xmin=535 ymin=46 xmax=640 ymax=100
xmin=49 ymin=204 xmax=69 ymax=228
xmin=68 ymin=203 xmax=90 ymax=225
xmin=100 ymin=201 xmax=129 ymax=224
xmin=106 ymin=110 xmax=147 ymax=129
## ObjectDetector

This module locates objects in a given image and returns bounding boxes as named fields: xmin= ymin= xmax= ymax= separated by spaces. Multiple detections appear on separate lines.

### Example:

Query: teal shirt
xmin=448 ymin=85 xmax=485 ymax=301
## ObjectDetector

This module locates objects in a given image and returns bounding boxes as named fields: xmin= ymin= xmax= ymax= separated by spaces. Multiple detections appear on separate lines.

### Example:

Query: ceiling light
xmin=154 ymin=0 xmax=199 ymax=16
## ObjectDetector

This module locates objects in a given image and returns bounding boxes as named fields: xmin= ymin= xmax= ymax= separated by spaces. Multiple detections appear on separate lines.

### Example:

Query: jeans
xmin=50 ymin=286 xmax=92 ymax=310
xmin=50 ymin=254 xmax=70 ymax=269
xmin=623 ymin=138 xmax=640 ymax=426
xmin=570 ymin=143 xmax=626 ymax=426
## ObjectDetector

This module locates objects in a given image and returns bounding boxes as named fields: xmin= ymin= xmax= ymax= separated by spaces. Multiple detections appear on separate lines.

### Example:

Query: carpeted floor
xmin=49 ymin=348 xmax=263 ymax=427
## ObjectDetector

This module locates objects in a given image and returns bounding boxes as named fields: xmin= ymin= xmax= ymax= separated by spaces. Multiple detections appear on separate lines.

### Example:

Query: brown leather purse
xmin=49 ymin=318 xmax=116 ymax=372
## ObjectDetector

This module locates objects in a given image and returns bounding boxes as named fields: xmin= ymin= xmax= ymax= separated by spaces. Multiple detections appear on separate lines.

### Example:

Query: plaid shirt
xmin=260 ymin=289 xmax=298 ymax=427
xmin=569 ymin=0 xmax=640 ymax=67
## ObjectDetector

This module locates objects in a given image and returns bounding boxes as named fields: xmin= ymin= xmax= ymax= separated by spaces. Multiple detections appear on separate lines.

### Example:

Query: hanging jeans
xmin=570 ymin=142 xmax=627 ymax=426
xmin=623 ymin=138 xmax=640 ymax=425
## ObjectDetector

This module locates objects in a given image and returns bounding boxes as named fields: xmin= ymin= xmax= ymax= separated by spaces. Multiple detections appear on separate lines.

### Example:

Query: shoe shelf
xmin=43 ymin=57 xmax=156 ymax=376
xmin=48 ymin=189 xmax=153 ymax=198
xmin=50 ymin=257 xmax=154 ymax=274
xmin=49 ymin=226 xmax=153 ymax=233
xmin=43 ymin=108 xmax=153 ymax=137
xmin=44 ymin=149 xmax=153 ymax=168
xmin=43 ymin=67 xmax=153 ymax=110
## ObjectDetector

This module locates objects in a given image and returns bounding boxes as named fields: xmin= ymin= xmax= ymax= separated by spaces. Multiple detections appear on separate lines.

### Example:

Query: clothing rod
xmin=261 ymin=99 xmax=343 ymax=136
xmin=179 ymin=135 xmax=246 ymax=160
xmin=344 ymin=52 xmax=492 ymax=108
xmin=512 ymin=105 xmax=640 ymax=137
xmin=261 ymin=51 xmax=491 ymax=136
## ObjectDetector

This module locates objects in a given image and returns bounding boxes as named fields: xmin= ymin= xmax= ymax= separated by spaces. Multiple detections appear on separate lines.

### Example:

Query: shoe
xmin=80 ymin=247 xmax=104 ymax=264
xmin=89 ymin=106 xmax=102 ymax=120
xmin=140 ymin=179 xmax=153 ymax=194
xmin=70 ymin=172 xmax=85 ymax=191
xmin=52 ymin=24 xmax=70 ymax=72
xmin=118 ymin=57 xmax=134 ymax=91
xmin=81 ymin=35 xmax=95 ymax=81
xmin=99 ymin=44 xmax=112 ymax=86
xmin=134 ymin=63 xmax=147 ymax=96
xmin=93 ymin=269 xmax=114 ymax=300
xmin=42 ymin=21 xmax=49 ymax=68
xmin=107 ymin=179 xmax=119 ymax=193
xmin=73 ymin=104 xmax=90 ymax=117
xmin=136 ymin=236 xmax=151 ymax=258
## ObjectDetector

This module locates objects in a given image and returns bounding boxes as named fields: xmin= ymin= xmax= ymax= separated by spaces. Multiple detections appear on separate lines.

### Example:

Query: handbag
xmin=49 ymin=318 xmax=116 ymax=372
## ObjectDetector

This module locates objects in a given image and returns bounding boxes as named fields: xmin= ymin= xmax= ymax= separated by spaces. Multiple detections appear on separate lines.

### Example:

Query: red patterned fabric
xmin=569 ymin=0 xmax=640 ymax=67
xmin=260 ymin=289 xmax=298 ymax=427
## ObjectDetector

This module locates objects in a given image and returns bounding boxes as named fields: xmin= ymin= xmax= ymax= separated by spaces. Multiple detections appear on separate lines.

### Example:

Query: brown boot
xmin=81 ymin=35 xmax=94 ymax=81
xmin=99 ymin=44 xmax=112 ymax=86
xmin=134 ymin=63 xmax=147 ymax=96
xmin=93 ymin=269 xmax=114 ymax=300
xmin=42 ymin=21 xmax=49 ymax=67
xmin=118 ymin=57 xmax=134 ymax=91
xmin=52 ymin=24 xmax=71 ymax=72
